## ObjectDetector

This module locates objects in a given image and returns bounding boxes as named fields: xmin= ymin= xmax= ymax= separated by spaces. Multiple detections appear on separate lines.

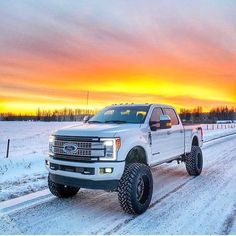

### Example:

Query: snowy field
xmin=0 ymin=122 xmax=78 ymax=201
xmin=0 ymin=123 xmax=236 ymax=235
xmin=0 ymin=121 xmax=236 ymax=202
xmin=0 ymin=122 xmax=236 ymax=234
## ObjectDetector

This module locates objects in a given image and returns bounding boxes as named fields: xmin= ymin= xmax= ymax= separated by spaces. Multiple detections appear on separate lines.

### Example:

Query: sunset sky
xmin=0 ymin=0 xmax=236 ymax=114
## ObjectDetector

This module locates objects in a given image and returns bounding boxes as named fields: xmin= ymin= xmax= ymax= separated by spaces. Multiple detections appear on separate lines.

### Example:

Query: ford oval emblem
xmin=63 ymin=143 xmax=78 ymax=155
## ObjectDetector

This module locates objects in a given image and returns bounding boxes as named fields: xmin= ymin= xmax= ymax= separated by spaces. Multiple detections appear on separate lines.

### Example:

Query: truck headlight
xmin=100 ymin=138 xmax=121 ymax=161
xmin=49 ymin=135 xmax=55 ymax=154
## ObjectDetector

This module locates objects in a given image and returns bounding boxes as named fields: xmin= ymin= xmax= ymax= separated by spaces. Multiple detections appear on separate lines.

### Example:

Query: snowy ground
xmin=0 ymin=121 xmax=236 ymax=203
xmin=0 ymin=122 xmax=78 ymax=201
xmin=0 ymin=132 xmax=235 ymax=234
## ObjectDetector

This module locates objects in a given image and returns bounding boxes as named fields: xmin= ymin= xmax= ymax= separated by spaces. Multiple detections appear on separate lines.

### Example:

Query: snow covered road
xmin=0 ymin=134 xmax=236 ymax=234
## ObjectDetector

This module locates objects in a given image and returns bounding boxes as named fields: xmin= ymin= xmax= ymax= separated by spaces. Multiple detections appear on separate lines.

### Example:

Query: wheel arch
xmin=125 ymin=146 xmax=148 ymax=165
xmin=192 ymin=135 xmax=199 ymax=147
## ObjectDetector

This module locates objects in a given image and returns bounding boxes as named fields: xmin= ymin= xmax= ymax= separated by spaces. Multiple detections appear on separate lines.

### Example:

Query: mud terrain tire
xmin=118 ymin=163 xmax=153 ymax=215
xmin=185 ymin=146 xmax=203 ymax=176
xmin=48 ymin=174 xmax=79 ymax=198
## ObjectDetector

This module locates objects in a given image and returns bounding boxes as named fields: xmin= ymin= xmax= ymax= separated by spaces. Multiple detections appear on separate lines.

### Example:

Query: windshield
xmin=88 ymin=105 xmax=149 ymax=124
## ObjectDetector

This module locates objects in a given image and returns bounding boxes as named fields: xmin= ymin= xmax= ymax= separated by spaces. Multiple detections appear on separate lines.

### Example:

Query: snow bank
xmin=203 ymin=126 xmax=236 ymax=141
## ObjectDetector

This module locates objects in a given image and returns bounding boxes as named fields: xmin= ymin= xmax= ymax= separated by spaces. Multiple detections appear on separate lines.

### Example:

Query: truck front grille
xmin=54 ymin=140 xmax=93 ymax=149
xmin=51 ymin=136 xmax=105 ymax=161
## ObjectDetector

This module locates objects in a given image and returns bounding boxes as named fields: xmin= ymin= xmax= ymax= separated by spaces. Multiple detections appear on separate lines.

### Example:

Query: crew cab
xmin=46 ymin=104 xmax=203 ymax=214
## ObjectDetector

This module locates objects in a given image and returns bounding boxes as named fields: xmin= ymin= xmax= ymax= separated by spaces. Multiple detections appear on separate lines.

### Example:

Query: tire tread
xmin=118 ymin=163 xmax=153 ymax=215
xmin=185 ymin=146 xmax=203 ymax=176
xmin=48 ymin=174 xmax=79 ymax=198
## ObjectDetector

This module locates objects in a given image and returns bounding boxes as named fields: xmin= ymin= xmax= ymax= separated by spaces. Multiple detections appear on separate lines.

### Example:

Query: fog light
xmin=99 ymin=168 xmax=113 ymax=174
xmin=105 ymin=168 xmax=113 ymax=173
xmin=45 ymin=160 xmax=49 ymax=166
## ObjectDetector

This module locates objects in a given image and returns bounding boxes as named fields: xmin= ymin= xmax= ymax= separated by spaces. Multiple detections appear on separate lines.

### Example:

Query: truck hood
xmin=54 ymin=123 xmax=141 ymax=137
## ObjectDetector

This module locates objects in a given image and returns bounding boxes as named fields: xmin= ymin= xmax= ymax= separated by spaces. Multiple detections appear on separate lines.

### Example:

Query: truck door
xmin=149 ymin=107 xmax=171 ymax=164
xmin=162 ymin=108 xmax=185 ymax=158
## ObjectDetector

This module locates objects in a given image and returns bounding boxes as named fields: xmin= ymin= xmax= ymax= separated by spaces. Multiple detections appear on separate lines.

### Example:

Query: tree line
xmin=0 ymin=108 xmax=97 ymax=121
xmin=0 ymin=106 xmax=235 ymax=123
xmin=179 ymin=106 xmax=236 ymax=124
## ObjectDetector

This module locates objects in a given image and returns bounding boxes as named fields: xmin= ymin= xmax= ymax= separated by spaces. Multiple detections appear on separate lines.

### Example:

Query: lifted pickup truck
xmin=46 ymin=104 xmax=203 ymax=214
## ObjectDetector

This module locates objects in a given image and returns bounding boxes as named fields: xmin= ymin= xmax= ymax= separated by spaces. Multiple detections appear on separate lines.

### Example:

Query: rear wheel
xmin=118 ymin=163 xmax=153 ymax=215
xmin=48 ymin=174 xmax=79 ymax=198
xmin=185 ymin=146 xmax=203 ymax=176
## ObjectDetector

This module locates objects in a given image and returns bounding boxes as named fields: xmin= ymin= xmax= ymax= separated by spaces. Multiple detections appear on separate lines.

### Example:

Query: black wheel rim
xmin=136 ymin=175 xmax=150 ymax=204
xmin=196 ymin=153 xmax=202 ymax=170
xmin=137 ymin=177 xmax=145 ymax=201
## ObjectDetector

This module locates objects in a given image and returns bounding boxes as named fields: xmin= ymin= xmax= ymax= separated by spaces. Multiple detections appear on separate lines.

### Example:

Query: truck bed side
xmin=183 ymin=125 xmax=203 ymax=154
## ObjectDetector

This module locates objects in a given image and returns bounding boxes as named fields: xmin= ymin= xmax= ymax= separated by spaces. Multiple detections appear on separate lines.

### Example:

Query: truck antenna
xmin=86 ymin=90 xmax=89 ymax=114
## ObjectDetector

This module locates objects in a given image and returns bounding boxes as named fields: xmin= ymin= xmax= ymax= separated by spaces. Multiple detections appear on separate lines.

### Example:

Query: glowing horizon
xmin=0 ymin=0 xmax=236 ymax=114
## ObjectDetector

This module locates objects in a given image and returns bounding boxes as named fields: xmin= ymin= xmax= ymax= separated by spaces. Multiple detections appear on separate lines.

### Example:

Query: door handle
xmin=167 ymin=131 xmax=172 ymax=135
xmin=180 ymin=130 xmax=184 ymax=133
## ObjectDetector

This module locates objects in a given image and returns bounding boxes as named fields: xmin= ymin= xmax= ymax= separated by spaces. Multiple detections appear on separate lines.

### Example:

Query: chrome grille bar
xmin=52 ymin=136 xmax=105 ymax=158
xmin=52 ymin=146 xmax=104 ymax=157
xmin=54 ymin=140 xmax=103 ymax=149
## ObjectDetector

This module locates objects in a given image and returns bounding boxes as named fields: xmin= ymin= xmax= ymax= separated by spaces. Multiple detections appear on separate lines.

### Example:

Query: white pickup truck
xmin=46 ymin=104 xmax=203 ymax=215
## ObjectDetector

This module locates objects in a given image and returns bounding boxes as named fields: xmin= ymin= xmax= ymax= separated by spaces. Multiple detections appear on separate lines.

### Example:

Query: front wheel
xmin=48 ymin=174 xmax=80 ymax=198
xmin=185 ymin=146 xmax=203 ymax=176
xmin=118 ymin=163 xmax=153 ymax=215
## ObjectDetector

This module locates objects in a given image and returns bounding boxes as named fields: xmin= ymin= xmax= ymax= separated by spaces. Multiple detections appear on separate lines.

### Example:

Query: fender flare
xmin=125 ymin=145 xmax=149 ymax=165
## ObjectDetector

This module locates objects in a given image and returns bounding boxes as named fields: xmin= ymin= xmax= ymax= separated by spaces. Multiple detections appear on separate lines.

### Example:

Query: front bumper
xmin=45 ymin=156 xmax=125 ymax=190
xmin=50 ymin=174 xmax=119 ymax=190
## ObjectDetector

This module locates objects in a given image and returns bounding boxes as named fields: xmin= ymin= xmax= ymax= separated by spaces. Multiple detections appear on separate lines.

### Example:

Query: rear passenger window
xmin=150 ymin=108 xmax=163 ymax=123
xmin=163 ymin=108 xmax=179 ymax=125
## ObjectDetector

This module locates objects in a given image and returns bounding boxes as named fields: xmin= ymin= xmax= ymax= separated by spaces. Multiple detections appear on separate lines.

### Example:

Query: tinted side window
xmin=163 ymin=108 xmax=179 ymax=125
xmin=150 ymin=108 xmax=163 ymax=123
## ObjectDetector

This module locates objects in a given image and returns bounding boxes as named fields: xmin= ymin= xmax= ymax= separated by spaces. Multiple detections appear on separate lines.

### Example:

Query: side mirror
xmin=160 ymin=115 xmax=172 ymax=129
xmin=83 ymin=115 xmax=90 ymax=123
xmin=149 ymin=121 xmax=160 ymax=131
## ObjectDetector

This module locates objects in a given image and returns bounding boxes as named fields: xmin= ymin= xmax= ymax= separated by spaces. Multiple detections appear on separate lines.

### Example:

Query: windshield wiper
xmin=105 ymin=120 xmax=127 ymax=124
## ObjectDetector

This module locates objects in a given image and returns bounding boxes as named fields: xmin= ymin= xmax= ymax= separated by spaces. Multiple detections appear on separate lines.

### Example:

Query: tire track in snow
xmin=149 ymin=177 xmax=195 ymax=209
xmin=114 ymin=165 xmax=235 ymax=234
xmin=220 ymin=204 xmax=236 ymax=235
xmin=0 ymin=213 xmax=22 ymax=234
xmin=105 ymin=164 xmax=225 ymax=234
xmin=105 ymin=168 xmax=221 ymax=234
xmin=104 ymin=177 xmax=195 ymax=235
